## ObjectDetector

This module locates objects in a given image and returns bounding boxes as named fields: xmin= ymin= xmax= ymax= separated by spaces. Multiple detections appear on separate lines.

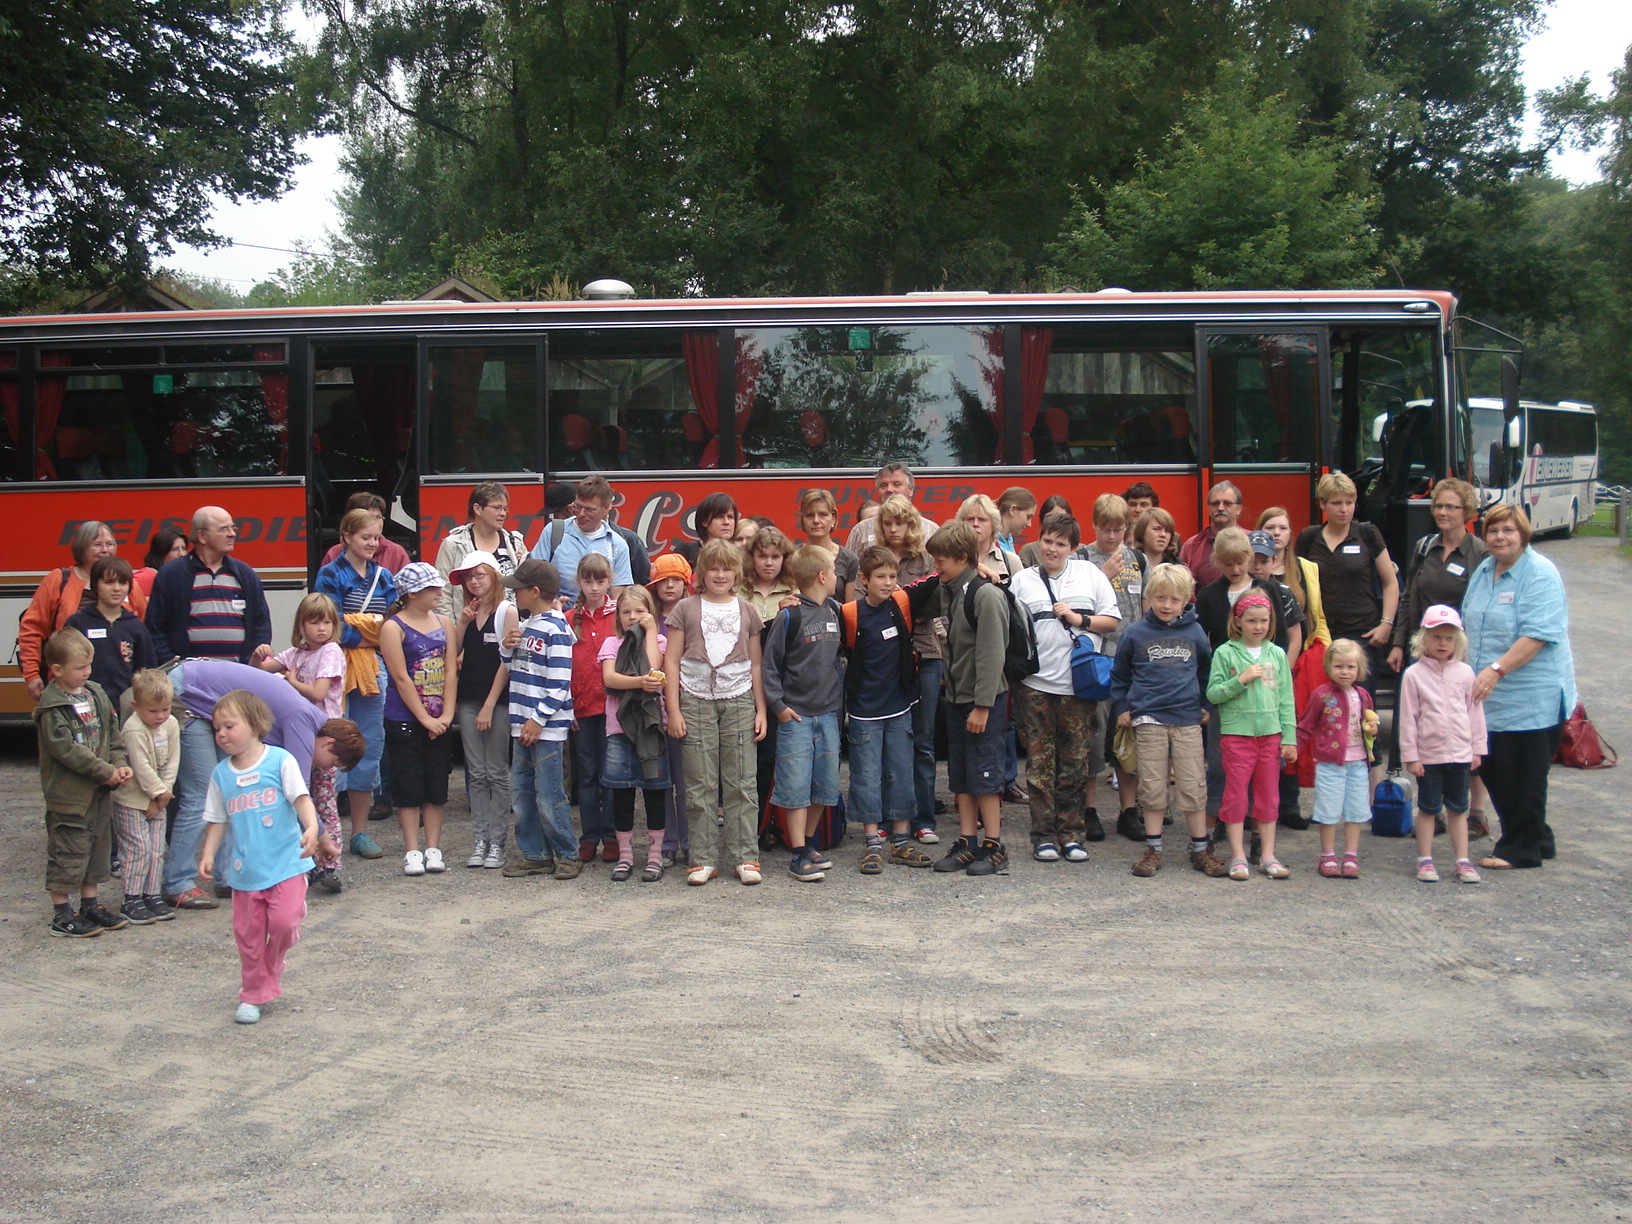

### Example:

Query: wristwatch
xmin=1490 ymin=661 xmax=1505 ymax=677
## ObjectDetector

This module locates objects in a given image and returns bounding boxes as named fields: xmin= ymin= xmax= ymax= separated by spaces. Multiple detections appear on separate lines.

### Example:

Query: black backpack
xmin=961 ymin=575 xmax=1039 ymax=683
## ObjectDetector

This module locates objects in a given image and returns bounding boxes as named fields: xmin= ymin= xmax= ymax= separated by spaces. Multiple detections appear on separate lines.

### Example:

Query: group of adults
xmin=20 ymin=461 xmax=1577 ymax=887
xmin=1179 ymin=471 xmax=1575 ymax=871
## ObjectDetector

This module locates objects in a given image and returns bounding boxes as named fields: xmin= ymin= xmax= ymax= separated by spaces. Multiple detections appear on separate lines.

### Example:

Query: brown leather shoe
xmin=1189 ymin=848 xmax=1230 ymax=877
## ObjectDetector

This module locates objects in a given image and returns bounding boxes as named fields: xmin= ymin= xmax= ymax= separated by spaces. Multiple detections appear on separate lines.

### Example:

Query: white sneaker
xmin=423 ymin=847 xmax=446 ymax=873
xmin=403 ymin=850 xmax=425 ymax=876
xmin=483 ymin=843 xmax=505 ymax=869
xmin=466 ymin=841 xmax=487 ymax=868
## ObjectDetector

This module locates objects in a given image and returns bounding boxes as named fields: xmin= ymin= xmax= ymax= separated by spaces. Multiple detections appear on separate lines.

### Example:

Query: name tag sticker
xmin=1446 ymin=563 xmax=1465 ymax=576
xmin=231 ymin=599 xmax=247 ymax=612
xmin=825 ymin=622 xmax=838 ymax=633
xmin=86 ymin=627 xmax=108 ymax=639
xmin=482 ymin=632 xmax=498 ymax=644
xmin=881 ymin=626 xmax=899 ymax=640
xmin=236 ymin=773 xmax=260 ymax=787
xmin=1497 ymin=591 xmax=1515 ymax=605
xmin=1342 ymin=544 xmax=1362 ymax=554
xmin=1128 ymin=584 xmax=1142 ymax=595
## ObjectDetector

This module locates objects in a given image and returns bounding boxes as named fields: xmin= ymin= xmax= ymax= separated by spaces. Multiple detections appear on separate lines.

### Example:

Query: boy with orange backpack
xmin=839 ymin=546 xmax=939 ymax=873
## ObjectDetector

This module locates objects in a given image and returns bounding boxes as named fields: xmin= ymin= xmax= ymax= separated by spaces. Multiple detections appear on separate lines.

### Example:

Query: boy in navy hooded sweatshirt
xmin=1111 ymin=562 xmax=1228 ymax=879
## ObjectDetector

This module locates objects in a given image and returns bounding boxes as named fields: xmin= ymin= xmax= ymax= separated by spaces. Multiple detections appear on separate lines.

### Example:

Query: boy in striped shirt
xmin=498 ymin=559 xmax=580 ymax=880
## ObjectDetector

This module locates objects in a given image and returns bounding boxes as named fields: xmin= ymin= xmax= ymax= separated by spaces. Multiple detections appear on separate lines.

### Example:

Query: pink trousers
xmin=233 ymin=873 xmax=308 ymax=1005
xmin=1219 ymin=734 xmax=1283 ymax=826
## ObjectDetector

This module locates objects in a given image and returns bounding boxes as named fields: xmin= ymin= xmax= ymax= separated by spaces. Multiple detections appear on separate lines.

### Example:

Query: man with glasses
xmin=528 ymin=474 xmax=633 ymax=603
xmin=1180 ymin=481 xmax=1244 ymax=588
xmin=144 ymin=504 xmax=274 ymax=911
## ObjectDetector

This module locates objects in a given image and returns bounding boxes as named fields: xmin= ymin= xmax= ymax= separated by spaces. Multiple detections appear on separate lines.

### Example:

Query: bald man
xmin=145 ymin=504 xmax=272 ymax=664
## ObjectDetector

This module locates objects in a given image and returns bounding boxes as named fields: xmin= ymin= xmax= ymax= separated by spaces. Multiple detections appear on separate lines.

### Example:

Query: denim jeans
xmin=847 ymin=710 xmax=915 ymax=824
xmin=910 ymin=659 xmax=942 ymax=830
xmin=339 ymin=659 xmax=386 ymax=794
xmin=162 ymin=665 xmax=226 ymax=897
xmin=510 ymin=736 xmax=575 ymax=863
xmin=571 ymin=715 xmax=613 ymax=841
xmin=770 ymin=709 xmax=841 ymax=809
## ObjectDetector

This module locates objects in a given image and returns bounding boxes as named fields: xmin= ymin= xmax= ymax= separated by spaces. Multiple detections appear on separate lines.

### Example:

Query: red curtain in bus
xmin=681 ymin=331 xmax=764 ymax=468
xmin=0 ymin=350 xmax=15 ymax=447
xmin=1257 ymin=336 xmax=1296 ymax=461
xmin=34 ymin=352 xmax=71 ymax=479
xmin=982 ymin=327 xmax=1053 ymax=461
xmin=254 ymin=344 xmax=289 ymax=472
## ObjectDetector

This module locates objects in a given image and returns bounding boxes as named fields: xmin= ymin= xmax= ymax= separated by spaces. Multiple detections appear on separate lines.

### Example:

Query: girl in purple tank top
xmin=380 ymin=563 xmax=459 ymax=878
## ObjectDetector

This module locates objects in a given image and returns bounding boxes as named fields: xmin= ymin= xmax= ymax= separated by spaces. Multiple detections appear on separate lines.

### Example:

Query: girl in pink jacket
xmin=1399 ymin=605 xmax=1487 ymax=885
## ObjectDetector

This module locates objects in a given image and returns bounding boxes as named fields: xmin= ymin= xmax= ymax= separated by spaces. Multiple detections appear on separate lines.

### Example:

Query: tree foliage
xmin=1045 ymin=70 xmax=1379 ymax=291
xmin=0 ymin=1 xmax=305 ymax=286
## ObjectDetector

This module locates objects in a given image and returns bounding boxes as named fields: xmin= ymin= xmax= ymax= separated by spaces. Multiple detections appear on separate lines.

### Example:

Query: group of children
xmin=37 ymin=481 xmax=1494 ymax=1027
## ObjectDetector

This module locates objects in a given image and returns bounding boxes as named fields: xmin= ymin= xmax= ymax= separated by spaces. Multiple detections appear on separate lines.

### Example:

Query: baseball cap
xmin=647 ymin=553 xmax=693 ymax=587
xmin=544 ymin=481 xmax=578 ymax=514
xmin=1420 ymin=604 xmax=1463 ymax=630
xmin=395 ymin=562 xmax=445 ymax=595
xmin=1247 ymin=530 xmax=1277 ymax=557
xmin=502 ymin=558 xmax=559 ymax=592
xmin=448 ymin=550 xmax=499 ymax=586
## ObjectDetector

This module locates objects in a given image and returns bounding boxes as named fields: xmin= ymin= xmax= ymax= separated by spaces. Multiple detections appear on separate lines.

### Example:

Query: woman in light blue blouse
xmin=1461 ymin=505 xmax=1577 ymax=869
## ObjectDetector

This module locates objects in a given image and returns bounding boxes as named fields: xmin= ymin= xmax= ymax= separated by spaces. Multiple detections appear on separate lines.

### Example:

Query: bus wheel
xmin=1565 ymin=499 xmax=1579 ymax=538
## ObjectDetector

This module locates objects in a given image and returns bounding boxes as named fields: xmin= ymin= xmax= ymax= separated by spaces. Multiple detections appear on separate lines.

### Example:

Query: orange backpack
xmin=839 ymin=589 xmax=912 ymax=647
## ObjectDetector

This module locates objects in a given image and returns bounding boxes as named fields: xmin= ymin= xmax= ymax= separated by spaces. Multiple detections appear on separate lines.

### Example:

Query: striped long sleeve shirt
xmin=504 ymin=609 xmax=574 ymax=740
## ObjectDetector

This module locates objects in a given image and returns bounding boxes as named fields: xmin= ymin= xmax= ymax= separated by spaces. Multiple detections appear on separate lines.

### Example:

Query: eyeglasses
xmin=572 ymin=502 xmax=605 ymax=515
xmin=1208 ymin=499 xmax=1239 ymax=508
xmin=1432 ymin=502 xmax=1464 ymax=512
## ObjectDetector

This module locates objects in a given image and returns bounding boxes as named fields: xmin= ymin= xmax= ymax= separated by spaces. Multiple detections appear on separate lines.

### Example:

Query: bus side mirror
xmin=1501 ymin=355 xmax=1521 ymax=422
xmin=1487 ymin=441 xmax=1507 ymax=487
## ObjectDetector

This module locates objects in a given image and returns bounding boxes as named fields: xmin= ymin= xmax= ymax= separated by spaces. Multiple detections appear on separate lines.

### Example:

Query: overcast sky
xmin=163 ymin=2 xmax=1632 ymax=291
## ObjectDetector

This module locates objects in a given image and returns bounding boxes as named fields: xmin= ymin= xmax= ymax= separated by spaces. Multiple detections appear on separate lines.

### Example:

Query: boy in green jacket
xmin=34 ymin=628 xmax=133 ymax=936
xmin=1204 ymin=592 xmax=1296 ymax=880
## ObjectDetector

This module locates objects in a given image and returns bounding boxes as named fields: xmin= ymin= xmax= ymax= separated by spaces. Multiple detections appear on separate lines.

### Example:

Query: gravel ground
xmin=1 ymin=536 xmax=1628 ymax=1223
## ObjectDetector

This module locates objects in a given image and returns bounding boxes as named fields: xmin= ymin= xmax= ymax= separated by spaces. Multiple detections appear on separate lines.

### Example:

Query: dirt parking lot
xmin=1 ymin=536 xmax=1629 ymax=1223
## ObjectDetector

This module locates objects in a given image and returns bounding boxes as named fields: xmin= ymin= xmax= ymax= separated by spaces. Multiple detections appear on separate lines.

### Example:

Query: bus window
xmin=742 ymin=325 xmax=1001 ymax=469
xmin=39 ymin=345 xmax=290 ymax=481
xmin=1333 ymin=326 xmax=1439 ymax=478
xmin=548 ymin=330 xmax=693 ymax=471
xmin=1207 ymin=332 xmax=1318 ymax=465
xmin=427 ymin=345 xmax=539 ymax=474
xmin=1029 ymin=324 xmax=1196 ymax=465
xmin=1469 ymin=403 xmax=1503 ymax=484
xmin=0 ymin=349 xmax=16 ymax=480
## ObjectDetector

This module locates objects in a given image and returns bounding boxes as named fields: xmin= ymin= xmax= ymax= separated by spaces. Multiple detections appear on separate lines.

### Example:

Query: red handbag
xmin=1554 ymin=702 xmax=1616 ymax=769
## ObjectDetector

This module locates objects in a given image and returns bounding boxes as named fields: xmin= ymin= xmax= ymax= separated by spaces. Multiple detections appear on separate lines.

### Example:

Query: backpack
xmin=838 ymin=589 xmax=911 ymax=647
xmin=962 ymin=575 xmax=1039 ymax=683
xmin=1369 ymin=772 xmax=1413 ymax=837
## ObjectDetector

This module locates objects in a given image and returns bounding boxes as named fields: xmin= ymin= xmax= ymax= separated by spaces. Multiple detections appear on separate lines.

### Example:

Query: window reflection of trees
xmin=745 ymin=326 xmax=998 ymax=469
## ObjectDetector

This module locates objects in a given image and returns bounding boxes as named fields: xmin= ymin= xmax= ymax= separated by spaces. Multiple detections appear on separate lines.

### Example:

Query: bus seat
xmin=601 ymin=423 xmax=631 ymax=468
xmin=799 ymin=410 xmax=827 ymax=449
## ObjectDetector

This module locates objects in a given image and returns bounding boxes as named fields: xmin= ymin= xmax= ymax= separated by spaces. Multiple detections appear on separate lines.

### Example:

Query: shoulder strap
xmin=892 ymin=587 xmax=912 ymax=632
xmin=549 ymin=518 xmax=566 ymax=556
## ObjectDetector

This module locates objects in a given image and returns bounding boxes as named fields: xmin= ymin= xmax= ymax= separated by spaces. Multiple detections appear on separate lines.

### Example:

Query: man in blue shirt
xmin=529 ymin=475 xmax=633 ymax=602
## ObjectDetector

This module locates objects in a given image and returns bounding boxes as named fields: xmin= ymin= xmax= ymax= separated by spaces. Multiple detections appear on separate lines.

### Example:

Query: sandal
xmin=1228 ymin=857 xmax=1249 ymax=882
xmin=611 ymin=860 xmax=633 ymax=882
xmin=1477 ymin=856 xmax=1515 ymax=870
xmin=1260 ymin=858 xmax=1290 ymax=879
xmin=641 ymin=861 xmax=664 ymax=883
xmin=1341 ymin=853 xmax=1360 ymax=880
xmin=1318 ymin=854 xmax=1341 ymax=878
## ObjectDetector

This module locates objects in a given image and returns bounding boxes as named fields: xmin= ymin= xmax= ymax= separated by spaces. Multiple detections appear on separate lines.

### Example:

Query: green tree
xmin=0 ymin=2 xmax=306 ymax=284
xmin=1046 ymin=71 xmax=1379 ymax=291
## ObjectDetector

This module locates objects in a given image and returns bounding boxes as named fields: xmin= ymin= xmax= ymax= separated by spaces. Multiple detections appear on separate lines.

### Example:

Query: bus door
xmin=416 ymin=336 xmax=546 ymax=559
xmin=1198 ymin=328 xmax=1326 ymax=532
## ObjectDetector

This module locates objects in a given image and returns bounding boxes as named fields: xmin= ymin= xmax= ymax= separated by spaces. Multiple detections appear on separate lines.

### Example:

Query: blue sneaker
xmin=805 ymin=846 xmax=834 ymax=871
xmin=349 ymin=831 xmax=383 ymax=859
xmin=234 ymin=1002 xmax=261 ymax=1025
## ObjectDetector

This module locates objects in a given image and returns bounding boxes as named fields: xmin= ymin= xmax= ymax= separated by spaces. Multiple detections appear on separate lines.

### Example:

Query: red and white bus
xmin=0 ymin=287 xmax=1481 ymax=717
